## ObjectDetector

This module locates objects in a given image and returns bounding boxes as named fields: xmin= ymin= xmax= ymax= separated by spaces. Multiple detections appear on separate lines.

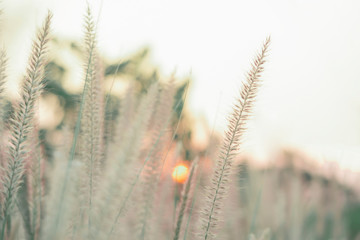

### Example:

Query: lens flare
xmin=172 ymin=164 xmax=189 ymax=184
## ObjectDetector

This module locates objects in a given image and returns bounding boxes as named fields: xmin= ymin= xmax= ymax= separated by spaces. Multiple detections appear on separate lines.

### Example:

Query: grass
xmin=0 ymin=5 xmax=358 ymax=240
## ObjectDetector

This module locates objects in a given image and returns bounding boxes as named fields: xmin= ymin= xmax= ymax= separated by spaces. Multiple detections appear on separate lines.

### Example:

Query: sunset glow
xmin=172 ymin=165 xmax=189 ymax=184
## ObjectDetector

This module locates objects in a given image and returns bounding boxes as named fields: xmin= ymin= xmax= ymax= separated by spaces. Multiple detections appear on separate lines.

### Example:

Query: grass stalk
xmin=0 ymin=12 xmax=52 ymax=240
xmin=173 ymin=158 xmax=198 ymax=240
xmin=199 ymin=37 xmax=270 ymax=240
xmin=52 ymin=6 xmax=97 ymax=235
xmin=106 ymin=79 xmax=189 ymax=239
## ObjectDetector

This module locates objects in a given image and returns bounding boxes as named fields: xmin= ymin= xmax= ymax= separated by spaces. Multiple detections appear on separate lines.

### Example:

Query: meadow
xmin=0 ymin=5 xmax=359 ymax=240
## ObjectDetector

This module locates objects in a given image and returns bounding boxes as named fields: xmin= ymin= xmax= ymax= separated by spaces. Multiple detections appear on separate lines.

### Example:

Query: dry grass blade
xmin=199 ymin=37 xmax=270 ymax=240
xmin=0 ymin=11 xmax=52 ymax=240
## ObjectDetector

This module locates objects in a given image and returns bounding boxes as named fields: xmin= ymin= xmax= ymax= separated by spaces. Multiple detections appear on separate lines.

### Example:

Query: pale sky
xmin=2 ymin=0 xmax=360 ymax=175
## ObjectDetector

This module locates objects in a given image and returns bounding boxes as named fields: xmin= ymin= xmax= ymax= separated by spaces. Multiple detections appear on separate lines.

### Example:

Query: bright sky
xmin=3 ymin=0 xmax=360 ymax=174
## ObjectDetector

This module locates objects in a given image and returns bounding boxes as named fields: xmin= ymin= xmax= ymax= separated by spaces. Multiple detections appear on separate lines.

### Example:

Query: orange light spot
xmin=172 ymin=165 xmax=189 ymax=184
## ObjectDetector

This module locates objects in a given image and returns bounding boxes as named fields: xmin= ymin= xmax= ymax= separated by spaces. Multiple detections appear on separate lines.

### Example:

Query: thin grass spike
xmin=51 ymin=6 xmax=98 ymax=237
xmin=0 ymin=50 xmax=7 ymax=134
xmin=199 ymin=37 xmax=270 ymax=240
xmin=0 ymin=11 xmax=52 ymax=240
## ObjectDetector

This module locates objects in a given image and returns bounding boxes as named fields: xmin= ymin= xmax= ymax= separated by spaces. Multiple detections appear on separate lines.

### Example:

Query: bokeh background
xmin=3 ymin=0 xmax=360 ymax=176
xmin=2 ymin=0 xmax=360 ymax=239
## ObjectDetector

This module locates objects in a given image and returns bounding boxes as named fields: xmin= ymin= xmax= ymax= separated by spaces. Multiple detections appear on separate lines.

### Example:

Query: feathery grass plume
xmin=0 ymin=12 xmax=52 ymax=240
xmin=0 ymin=50 xmax=7 ymax=133
xmin=29 ymin=132 xmax=45 ymax=240
xmin=16 ymin=172 xmax=32 ymax=240
xmin=106 ymin=78 xmax=188 ymax=239
xmin=93 ymin=60 xmax=106 ymax=168
xmin=76 ymin=54 xmax=105 ymax=238
xmin=64 ymin=3 xmax=97 ymax=184
xmin=173 ymin=158 xmax=199 ymax=240
xmin=104 ymin=83 xmax=137 ymax=168
xmin=67 ymin=4 xmax=97 ymax=168
xmin=77 ymin=8 xmax=104 ymax=234
xmin=0 ymin=50 xmax=7 ymax=171
xmin=198 ymin=37 xmax=270 ymax=240
xmin=183 ymin=96 xmax=220 ymax=240
xmin=103 ymin=84 xmax=137 ymax=172
xmin=16 ymin=123 xmax=43 ymax=240
xmin=93 ymin=83 xmax=159 ymax=239
xmin=136 ymin=77 xmax=177 ymax=239
xmin=52 ymin=5 xmax=98 ymax=236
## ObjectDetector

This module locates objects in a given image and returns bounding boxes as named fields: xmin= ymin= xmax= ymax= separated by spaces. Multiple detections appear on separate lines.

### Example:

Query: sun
xmin=172 ymin=164 xmax=189 ymax=184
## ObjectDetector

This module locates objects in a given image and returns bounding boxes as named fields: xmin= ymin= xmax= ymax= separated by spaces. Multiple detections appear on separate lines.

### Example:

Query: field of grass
xmin=0 ymin=5 xmax=359 ymax=240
